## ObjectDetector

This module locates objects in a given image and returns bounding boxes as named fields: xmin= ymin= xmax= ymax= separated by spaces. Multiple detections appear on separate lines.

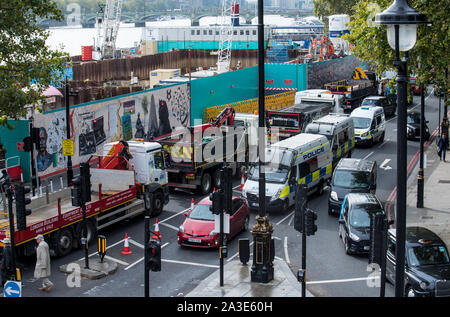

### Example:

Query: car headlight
xmin=419 ymin=281 xmax=428 ymax=290
xmin=179 ymin=225 xmax=184 ymax=233
xmin=271 ymin=188 xmax=282 ymax=201
xmin=330 ymin=191 xmax=338 ymax=201
xmin=362 ymin=132 xmax=369 ymax=138
xmin=349 ymin=231 xmax=360 ymax=241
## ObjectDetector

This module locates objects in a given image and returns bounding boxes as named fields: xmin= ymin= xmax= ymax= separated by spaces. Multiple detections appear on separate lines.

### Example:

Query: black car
xmin=361 ymin=96 xmax=397 ymax=117
xmin=328 ymin=158 xmax=377 ymax=215
xmin=338 ymin=193 xmax=384 ymax=255
xmin=386 ymin=227 xmax=450 ymax=297
xmin=407 ymin=110 xmax=431 ymax=141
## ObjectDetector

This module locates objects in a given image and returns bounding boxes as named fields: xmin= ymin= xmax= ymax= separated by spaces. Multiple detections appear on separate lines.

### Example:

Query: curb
xmin=59 ymin=258 xmax=118 ymax=280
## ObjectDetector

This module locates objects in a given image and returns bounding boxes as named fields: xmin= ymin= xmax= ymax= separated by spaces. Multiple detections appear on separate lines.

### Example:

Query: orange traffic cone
xmin=239 ymin=173 xmax=245 ymax=190
xmin=152 ymin=218 xmax=162 ymax=239
xmin=121 ymin=233 xmax=132 ymax=255
xmin=190 ymin=198 xmax=194 ymax=211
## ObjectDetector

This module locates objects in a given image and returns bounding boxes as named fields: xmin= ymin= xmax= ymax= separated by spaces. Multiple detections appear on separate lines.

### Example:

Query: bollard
xmin=98 ymin=235 xmax=107 ymax=263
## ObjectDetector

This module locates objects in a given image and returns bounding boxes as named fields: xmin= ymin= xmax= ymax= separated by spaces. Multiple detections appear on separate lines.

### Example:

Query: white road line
xmin=362 ymin=151 xmax=374 ymax=160
xmin=276 ymin=211 xmax=294 ymax=226
xmin=288 ymin=213 xmax=294 ymax=226
xmin=160 ymin=209 xmax=189 ymax=224
xmin=378 ymin=139 xmax=390 ymax=148
xmin=124 ymin=242 xmax=169 ymax=271
xmin=159 ymin=222 xmax=179 ymax=231
xmin=128 ymin=239 xmax=145 ymax=249
xmin=104 ymin=255 xmax=130 ymax=266
xmin=275 ymin=256 xmax=283 ymax=261
xmin=284 ymin=237 xmax=290 ymax=264
xmin=306 ymin=276 xmax=380 ymax=285
xmin=162 ymin=259 xmax=220 ymax=269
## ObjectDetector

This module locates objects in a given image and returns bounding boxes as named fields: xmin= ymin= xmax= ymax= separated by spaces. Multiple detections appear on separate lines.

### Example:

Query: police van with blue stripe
xmin=242 ymin=133 xmax=332 ymax=212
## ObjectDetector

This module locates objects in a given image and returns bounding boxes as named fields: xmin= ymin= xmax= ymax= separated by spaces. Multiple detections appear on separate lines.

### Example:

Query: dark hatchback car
xmin=328 ymin=158 xmax=377 ymax=215
xmin=361 ymin=96 xmax=397 ymax=117
xmin=407 ymin=110 xmax=430 ymax=141
xmin=386 ymin=227 xmax=450 ymax=297
xmin=338 ymin=193 xmax=384 ymax=255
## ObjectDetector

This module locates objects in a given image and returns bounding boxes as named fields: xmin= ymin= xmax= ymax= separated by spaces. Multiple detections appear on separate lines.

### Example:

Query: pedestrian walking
xmin=437 ymin=132 xmax=448 ymax=162
xmin=1 ymin=238 xmax=15 ymax=288
xmin=34 ymin=234 xmax=53 ymax=291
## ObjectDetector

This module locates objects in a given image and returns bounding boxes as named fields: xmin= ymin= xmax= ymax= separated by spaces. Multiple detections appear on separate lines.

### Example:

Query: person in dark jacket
xmin=1 ymin=238 xmax=15 ymax=287
xmin=437 ymin=132 xmax=448 ymax=162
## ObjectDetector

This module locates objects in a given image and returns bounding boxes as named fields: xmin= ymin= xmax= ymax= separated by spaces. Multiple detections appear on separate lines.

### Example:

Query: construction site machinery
xmin=0 ymin=140 xmax=169 ymax=258
xmin=94 ymin=0 xmax=123 ymax=60
xmin=153 ymin=107 xmax=248 ymax=195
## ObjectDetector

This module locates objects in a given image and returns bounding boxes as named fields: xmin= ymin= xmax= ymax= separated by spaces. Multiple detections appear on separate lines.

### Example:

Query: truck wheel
xmin=151 ymin=191 xmax=164 ymax=217
xmin=199 ymin=172 xmax=212 ymax=195
xmin=55 ymin=228 xmax=73 ymax=257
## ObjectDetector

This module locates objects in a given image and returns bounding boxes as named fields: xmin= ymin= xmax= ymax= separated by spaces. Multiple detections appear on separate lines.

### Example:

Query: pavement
xmin=405 ymin=143 xmax=450 ymax=248
xmin=186 ymin=259 xmax=312 ymax=297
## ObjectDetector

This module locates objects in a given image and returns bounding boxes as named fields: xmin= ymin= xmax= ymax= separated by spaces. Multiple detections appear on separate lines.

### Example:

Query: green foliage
xmin=313 ymin=0 xmax=359 ymax=21
xmin=0 ymin=0 xmax=70 ymax=125
xmin=343 ymin=0 xmax=449 ymax=96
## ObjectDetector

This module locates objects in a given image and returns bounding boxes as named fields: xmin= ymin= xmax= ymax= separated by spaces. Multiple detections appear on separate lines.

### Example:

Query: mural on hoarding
xmin=32 ymin=84 xmax=190 ymax=177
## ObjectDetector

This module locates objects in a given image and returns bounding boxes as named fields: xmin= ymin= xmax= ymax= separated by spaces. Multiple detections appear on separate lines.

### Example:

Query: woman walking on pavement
xmin=437 ymin=132 xmax=448 ymax=162
xmin=34 ymin=234 xmax=54 ymax=292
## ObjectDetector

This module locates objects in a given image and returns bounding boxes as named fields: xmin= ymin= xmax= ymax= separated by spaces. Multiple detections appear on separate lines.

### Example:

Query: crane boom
xmin=95 ymin=0 xmax=123 ymax=60
xmin=217 ymin=1 xmax=238 ymax=73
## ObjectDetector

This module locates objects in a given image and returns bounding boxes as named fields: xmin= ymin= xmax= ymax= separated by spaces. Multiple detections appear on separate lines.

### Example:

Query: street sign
xmin=62 ymin=139 xmax=74 ymax=156
xmin=4 ymin=281 xmax=21 ymax=297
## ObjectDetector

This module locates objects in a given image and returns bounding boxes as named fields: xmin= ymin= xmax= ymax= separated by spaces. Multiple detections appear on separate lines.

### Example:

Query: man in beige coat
xmin=34 ymin=234 xmax=53 ymax=291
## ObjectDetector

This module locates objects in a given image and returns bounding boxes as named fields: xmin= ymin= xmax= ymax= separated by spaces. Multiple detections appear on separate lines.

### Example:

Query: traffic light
xmin=31 ymin=127 xmax=40 ymax=146
xmin=294 ymin=184 xmax=307 ymax=233
xmin=209 ymin=189 xmax=224 ymax=215
xmin=71 ymin=177 xmax=82 ymax=207
xmin=80 ymin=163 xmax=91 ymax=203
xmin=305 ymin=208 xmax=317 ymax=236
xmin=369 ymin=213 xmax=385 ymax=266
xmin=22 ymin=136 xmax=32 ymax=152
xmin=15 ymin=184 xmax=32 ymax=231
xmin=146 ymin=239 xmax=161 ymax=272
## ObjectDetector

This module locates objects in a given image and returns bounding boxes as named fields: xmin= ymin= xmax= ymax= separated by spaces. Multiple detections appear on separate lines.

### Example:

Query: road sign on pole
xmin=4 ymin=281 xmax=22 ymax=297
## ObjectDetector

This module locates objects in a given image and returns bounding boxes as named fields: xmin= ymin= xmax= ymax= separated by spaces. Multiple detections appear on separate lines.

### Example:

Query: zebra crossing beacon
xmin=304 ymin=113 xmax=355 ymax=168
xmin=242 ymin=133 xmax=332 ymax=212
xmin=153 ymin=107 xmax=249 ymax=195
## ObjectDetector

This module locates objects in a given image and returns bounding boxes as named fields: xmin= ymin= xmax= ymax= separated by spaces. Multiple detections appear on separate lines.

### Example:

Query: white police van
xmin=304 ymin=113 xmax=355 ymax=168
xmin=350 ymin=106 xmax=385 ymax=147
xmin=242 ymin=133 xmax=332 ymax=212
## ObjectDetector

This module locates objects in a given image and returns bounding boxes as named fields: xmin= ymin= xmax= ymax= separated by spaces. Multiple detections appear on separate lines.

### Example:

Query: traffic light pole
xmin=6 ymin=188 xmax=17 ymax=280
xmin=301 ymin=209 xmax=306 ymax=298
xmin=379 ymin=218 xmax=388 ymax=297
xmin=82 ymin=203 xmax=89 ymax=270
xmin=417 ymin=85 xmax=425 ymax=208
xmin=144 ymin=214 xmax=150 ymax=297
xmin=65 ymin=77 xmax=73 ymax=186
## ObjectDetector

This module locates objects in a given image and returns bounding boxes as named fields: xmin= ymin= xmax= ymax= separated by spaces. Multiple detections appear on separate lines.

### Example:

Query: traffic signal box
xmin=209 ymin=189 xmax=224 ymax=215
xmin=370 ymin=212 xmax=385 ymax=266
xmin=71 ymin=177 xmax=83 ymax=207
xmin=71 ymin=163 xmax=92 ymax=207
xmin=305 ymin=209 xmax=318 ymax=236
xmin=146 ymin=239 xmax=161 ymax=272
xmin=15 ymin=184 xmax=32 ymax=231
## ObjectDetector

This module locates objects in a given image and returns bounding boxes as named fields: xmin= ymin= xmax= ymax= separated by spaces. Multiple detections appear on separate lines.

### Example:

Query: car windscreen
xmin=408 ymin=245 xmax=450 ymax=267
xmin=332 ymin=170 xmax=370 ymax=189
xmin=407 ymin=114 xmax=420 ymax=124
xmin=352 ymin=117 xmax=372 ymax=129
xmin=189 ymin=204 xmax=215 ymax=221
xmin=362 ymin=99 xmax=378 ymax=106
xmin=349 ymin=207 xmax=372 ymax=229
xmin=248 ymin=165 xmax=289 ymax=184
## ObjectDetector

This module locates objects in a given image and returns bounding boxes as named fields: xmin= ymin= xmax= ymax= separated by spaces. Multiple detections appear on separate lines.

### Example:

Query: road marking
xmin=159 ymin=222 xmax=179 ymax=231
xmin=288 ymin=213 xmax=294 ymax=226
xmin=276 ymin=211 xmax=294 ymax=226
xmin=378 ymin=139 xmax=390 ymax=148
xmin=284 ymin=237 xmax=290 ymax=264
xmin=128 ymin=239 xmax=145 ymax=249
xmin=362 ymin=151 xmax=374 ymax=160
xmin=380 ymin=159 xmax=392 ymax=170
xmin=306 ymin=276 xmax=380 ymax=285
xmin=160 ymin=209 xmax=189 ymax=224
xmin=124 ymin=242 xmax=169 ymax=271
xmin=104 ymin=255 xmax=129 ymax=266
xmin=162 ymin=259 xmax=220 ymax=269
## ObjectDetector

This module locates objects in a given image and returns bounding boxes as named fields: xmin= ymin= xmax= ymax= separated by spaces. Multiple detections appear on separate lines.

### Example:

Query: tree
xmin=314 ymin=0 xmax=359 ymax=21
xmin=0 ymin=0 xmax=70 ymax=126
xmin=343 ymin=0 xmax=449 ymax=95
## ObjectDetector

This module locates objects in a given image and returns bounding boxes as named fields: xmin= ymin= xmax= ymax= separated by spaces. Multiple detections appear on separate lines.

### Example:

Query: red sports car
xmin=177 ymin=196 xmax=251 ymax=248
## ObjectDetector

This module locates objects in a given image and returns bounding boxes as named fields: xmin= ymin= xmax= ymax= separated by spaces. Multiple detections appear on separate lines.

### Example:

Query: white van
xmin=350 ymin=106 xmax=385 ymax=147
xmin=242 ymin=133 xmax=332 ymax=212
xmin=304 ymin=113 xmax=355 ymax=167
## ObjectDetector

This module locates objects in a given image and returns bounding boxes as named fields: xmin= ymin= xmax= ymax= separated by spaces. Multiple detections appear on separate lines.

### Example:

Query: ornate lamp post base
xmin=251 ymin=216 xmax=274 ymax=283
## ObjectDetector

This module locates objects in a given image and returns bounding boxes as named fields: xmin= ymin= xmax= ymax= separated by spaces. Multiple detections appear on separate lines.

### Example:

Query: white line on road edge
xmin=128 ymin=239 xmax=145 ymax=249
xmin=378 ymin=138 xmax=390 ymax=148
xmin=160 ymin=209 xmax=189 ymax=224
xmin=306 ymin=276 xmax=380 ymax=285
xmin=276 ymin=211 xmax=294 ymax=226
xmin=162 ymin=259 xmax=220 ymax=269
xmin=77 ymin=238 xmax=127 ymax=261
xmin=104 ymin=255 xmax=130 ymax=266
xmin=362 ymin=151 xmax=374 ymax=160
xmin=124 ymin=242 xmax=169 ymax=271
xmin=159 ymin=222 xmax=179 ymax=231
xmin=284 ymin=237 xmax=290 ymax=264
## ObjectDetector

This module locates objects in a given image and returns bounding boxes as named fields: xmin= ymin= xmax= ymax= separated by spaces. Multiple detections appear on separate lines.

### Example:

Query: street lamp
xmin=375 ymin=0 xmax=427 ymax=297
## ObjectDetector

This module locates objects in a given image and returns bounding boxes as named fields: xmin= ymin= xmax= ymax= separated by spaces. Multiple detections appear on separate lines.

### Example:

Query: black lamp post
xmin=375 ymin=0 xmax=427 ymax=297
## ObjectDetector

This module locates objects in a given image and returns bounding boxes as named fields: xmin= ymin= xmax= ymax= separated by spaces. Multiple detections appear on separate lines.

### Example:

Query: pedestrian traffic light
xmin=146 ymin=239 xmax=161 ymax=272
xmin=22 ymin=136 xmax=32 ymax=152
xmin=209 ymin=189 xmax=224 ymax=215
xmin=370 ymin=212 xmax=385 ymax=266
xmin=305 ymin=208 xmax=317 ymax=236
xmin=15 ymin=184 xmax=32 ymax=231
xmin=80 ymin=163 xmax=91 ymax=203
xmin=71 ymin=176 xmax=83 ymax=207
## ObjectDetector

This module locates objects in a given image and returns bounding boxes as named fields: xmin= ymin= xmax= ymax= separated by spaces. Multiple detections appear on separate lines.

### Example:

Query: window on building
xmin=191 ymin=30 xmax=195 ymax=35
